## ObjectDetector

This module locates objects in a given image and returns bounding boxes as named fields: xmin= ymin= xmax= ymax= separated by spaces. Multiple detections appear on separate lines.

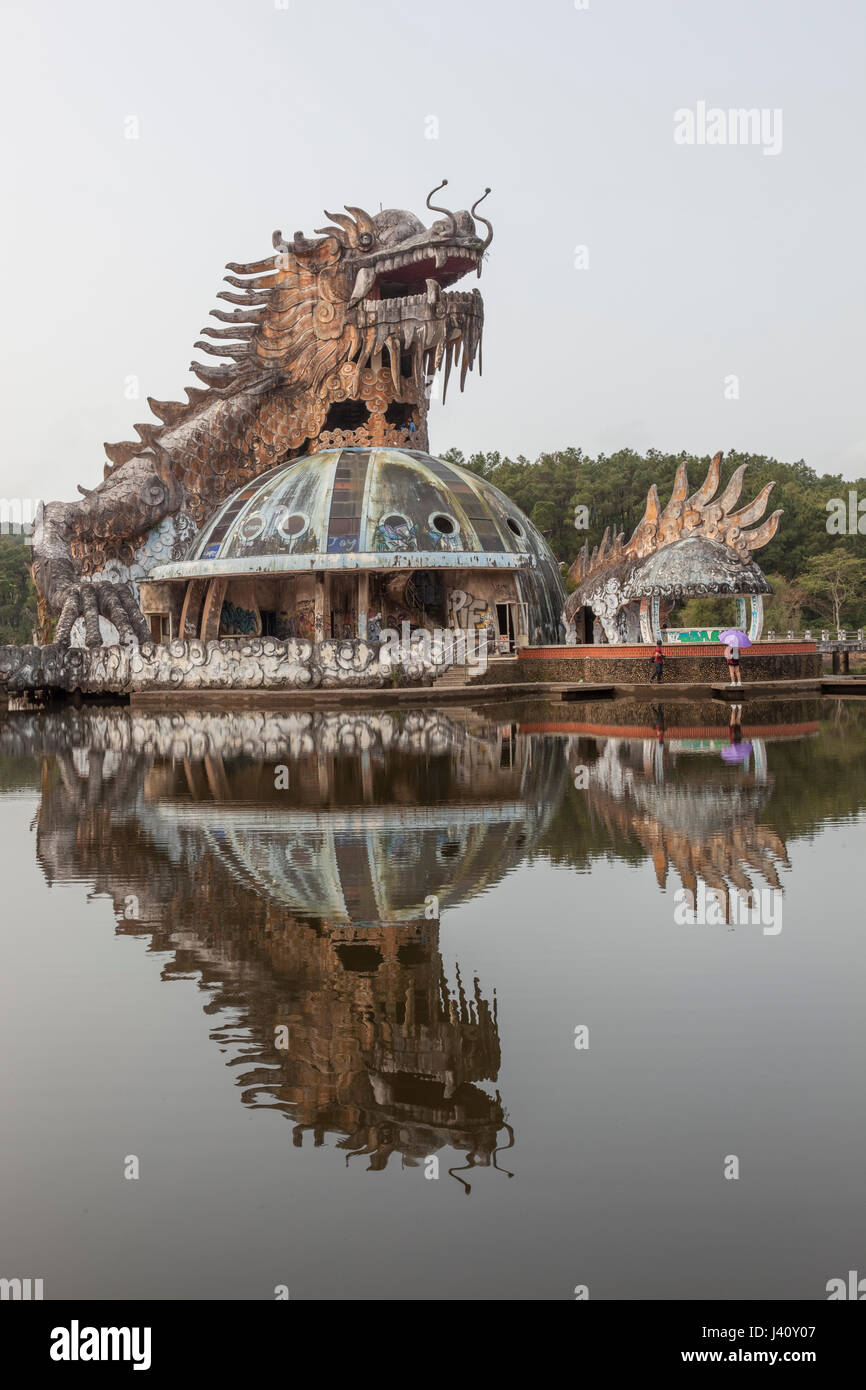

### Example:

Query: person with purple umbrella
xmin=718 ymin=627 xmax=752 ymax=687
xmin=723 ymin=642 xmax=742 ymax=686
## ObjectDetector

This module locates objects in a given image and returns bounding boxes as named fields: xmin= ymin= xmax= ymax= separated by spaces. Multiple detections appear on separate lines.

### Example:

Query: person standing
xmin=724 ymin=642 xmax=743 ymax=687
xmin=649 ymin=640 xmax=665 ymax=683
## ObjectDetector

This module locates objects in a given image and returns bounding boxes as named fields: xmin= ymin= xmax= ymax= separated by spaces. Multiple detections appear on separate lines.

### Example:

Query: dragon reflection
xmin=0 ymin=698 xmax=823 ymax=1186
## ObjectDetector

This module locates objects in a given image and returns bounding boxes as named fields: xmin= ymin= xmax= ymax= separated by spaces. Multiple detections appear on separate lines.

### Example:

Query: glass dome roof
xmin=149 ymin=447 xmax=561 ymax=579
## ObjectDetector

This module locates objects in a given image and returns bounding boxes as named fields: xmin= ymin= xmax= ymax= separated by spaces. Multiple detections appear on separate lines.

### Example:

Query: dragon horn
xmin=322 ymin=210 xmax=360 ymax=247
xmin=426 ymin=179 xmax=458 ymax=237
xmin=344 ymin=205 xmax=375 ymax=238
xmin=470 ymin=187 xmax=493 ymax=248
xmin=687 ymin=451 xmax=722 ymax=508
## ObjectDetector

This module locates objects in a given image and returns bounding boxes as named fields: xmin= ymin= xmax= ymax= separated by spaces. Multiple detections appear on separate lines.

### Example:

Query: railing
xmin=765 ymin=629 xmax=865 ymax=649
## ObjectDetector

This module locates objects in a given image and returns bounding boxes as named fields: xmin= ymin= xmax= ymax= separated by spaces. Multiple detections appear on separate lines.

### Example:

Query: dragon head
xmin=93 ymin=186 xmax=492 ymax=559
xmin=187 ymin=182 xmax=490 ymax=450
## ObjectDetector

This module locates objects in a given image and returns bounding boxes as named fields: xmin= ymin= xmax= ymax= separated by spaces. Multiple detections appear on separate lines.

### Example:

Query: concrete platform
xmin=603 ymin=678 xmax=823 ymax=702
xmin=12 ymin=674 xmax=857 ymax=714
xmin=821 ymin=677 xmax=866 ymax=696
xmin=128 ymin=679 xmax=617 ymax=710
xmin=125 ymin=676 xmax=835 ymax=710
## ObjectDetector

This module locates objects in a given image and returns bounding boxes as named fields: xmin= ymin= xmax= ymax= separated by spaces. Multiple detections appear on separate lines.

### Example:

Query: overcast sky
xmin=2 ymin=0 xmax=864 ymax=507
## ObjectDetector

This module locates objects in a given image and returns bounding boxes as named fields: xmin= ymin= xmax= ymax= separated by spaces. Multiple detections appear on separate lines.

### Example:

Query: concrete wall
xmin=510 ymin=642 xmax=820 ymax=683
xmin=0 ymin=635 xmax=452 ymax=696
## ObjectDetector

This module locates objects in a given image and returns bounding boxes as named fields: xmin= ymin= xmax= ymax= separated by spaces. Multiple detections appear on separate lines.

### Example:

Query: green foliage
xmin=761 ymin=574 xmax=807 ymax=633
xmin=672 ymin=596 xmax=739 ymax=629
xmin=0 ymin=534 xmax=38 ymax=644
xmin=799 ymin=547 xmax=866 ymax=628
xmin=443 ymin=445 xmax=866 ymax=625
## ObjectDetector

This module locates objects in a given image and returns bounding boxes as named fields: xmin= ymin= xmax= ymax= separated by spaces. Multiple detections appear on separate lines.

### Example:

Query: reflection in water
xmin=0 ymin=697 xmax=853 ymax=1197
xmin=4 ymin=710 xmax=566 ymax=1192
xmin=564 ymin=714 xmax=793 ymax=917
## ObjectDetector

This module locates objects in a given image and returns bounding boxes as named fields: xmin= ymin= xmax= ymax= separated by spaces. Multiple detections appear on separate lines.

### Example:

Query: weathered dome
xmin=147 ymin=446 xmax=567 ymax=645
xmin=150 ymin=447 xmax=559 ymax=577
xmin=627 ymin=535 xmax=772 ymax=599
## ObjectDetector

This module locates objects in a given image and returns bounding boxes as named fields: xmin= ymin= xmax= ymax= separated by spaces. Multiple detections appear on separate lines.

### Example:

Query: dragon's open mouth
xmin=366 ymin=248 xmax=482 ymax=301
xmin=350 ymin=242 xmax=484 ymax=396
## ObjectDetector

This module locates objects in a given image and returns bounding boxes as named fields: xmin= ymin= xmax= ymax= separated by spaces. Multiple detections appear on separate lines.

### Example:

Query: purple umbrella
xmin=718 ymin=628 xmax=752 ymax=648
xmin=721 ymin=740 xmax=753 ymax=763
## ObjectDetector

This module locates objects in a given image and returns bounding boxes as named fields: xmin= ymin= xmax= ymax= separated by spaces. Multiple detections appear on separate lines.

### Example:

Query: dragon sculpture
xmin=563 ymin=452 xmax=783 ymax=643
xmin=31 ymin=182 xmax=491 ymax=646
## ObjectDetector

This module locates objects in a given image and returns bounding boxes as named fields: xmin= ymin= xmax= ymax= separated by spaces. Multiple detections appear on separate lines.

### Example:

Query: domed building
xmin=141 ymin=446 xmax=566 ymax=649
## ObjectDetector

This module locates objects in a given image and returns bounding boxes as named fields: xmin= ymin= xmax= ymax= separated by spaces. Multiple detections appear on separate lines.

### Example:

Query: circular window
xmin=276 ymin=510 xmax=309 ymax=541
xmin=507 ymin=517 xmax=524 ymax=538
xmin=430 ymin=513 xmax=456 ymax=535
xmin=237 ymin=512 xmax=265 ymax=542
xmin=382 ymin=514 xmax=410 ymax=531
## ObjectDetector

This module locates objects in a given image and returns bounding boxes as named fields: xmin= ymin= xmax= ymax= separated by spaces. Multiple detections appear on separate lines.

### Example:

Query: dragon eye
xmin=358 ymin=232 xmax=374 ymax=249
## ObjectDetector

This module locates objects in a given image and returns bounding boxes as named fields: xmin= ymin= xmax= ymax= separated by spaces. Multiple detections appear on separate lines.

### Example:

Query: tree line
xmin=442 ymin=446 xmax=866 ymax=629
xmin=0 ymin=535 xmax=38 ymax=644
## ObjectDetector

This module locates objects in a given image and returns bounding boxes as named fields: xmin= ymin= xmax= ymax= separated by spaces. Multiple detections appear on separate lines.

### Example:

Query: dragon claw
xmin=54 ymin=580 xmax=151 ymax=649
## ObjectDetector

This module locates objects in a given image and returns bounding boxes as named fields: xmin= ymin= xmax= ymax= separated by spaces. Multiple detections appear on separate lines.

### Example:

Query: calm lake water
xmin=1 ymin=696 xmax=864 ymax=1301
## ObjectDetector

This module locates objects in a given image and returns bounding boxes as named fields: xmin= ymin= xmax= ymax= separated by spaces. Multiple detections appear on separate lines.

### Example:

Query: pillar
xmin=200 ymin=578 xmax=227 ymax=643
xmin=639 ymin=596 xmax=661 ymax=643
xmin=179 ymin=578 xmax=208 ymax=639
xmin=358 ymin=571 xmax=369 ymax=640
xmin=748 ymin=594 xmax=764 ymax=641
xmin=314 ymin=573 xmax=326 ymax=642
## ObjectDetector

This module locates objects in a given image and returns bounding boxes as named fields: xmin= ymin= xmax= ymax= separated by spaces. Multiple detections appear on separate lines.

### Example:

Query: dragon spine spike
xmin=147 ymin=398 xmax=188 ymax=426
xmin=717 ymin=464 xmax=748 ymax=514
xmin=210 ymin=307 xmax=262 ymax=324
xmin=660 ymin=462 xmax=689 ymax=517
xmin=742 ymin=509 xmax=783 ymax=549
xmin=133 ymin=423 xmax=160 ymax=447
xmin=223 ymin=273 xmax=278 ymax=291
xmin=726 ymin=481 xmax=775 ymax=529
xmin=103 ymin=441 xmax=140 ymax=468
xmin=225 ymin=257 xmax=280 ymax=276
xmin=199 ymin=324 xmax=257 ymax=340
xmin=216 ymin=290 xmax=271 ymax=306
xmin=687 ymin=451 xmax=723 ymax=508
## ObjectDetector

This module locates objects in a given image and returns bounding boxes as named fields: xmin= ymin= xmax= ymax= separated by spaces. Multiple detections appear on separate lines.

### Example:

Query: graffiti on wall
xmin=295 ymin=597 xmax=316 ymax=640
xmin=447 ymin=588 xmax=492 ymax=630
xmin=220 ymin=601 xmax=258 ymax=636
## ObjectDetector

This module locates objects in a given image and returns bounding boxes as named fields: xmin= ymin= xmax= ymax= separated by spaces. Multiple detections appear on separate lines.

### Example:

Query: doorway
xmin=329 ymin=575 xmax=356 ymax=638
xmin=496 ymin=603 xmax=516 ymax=653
